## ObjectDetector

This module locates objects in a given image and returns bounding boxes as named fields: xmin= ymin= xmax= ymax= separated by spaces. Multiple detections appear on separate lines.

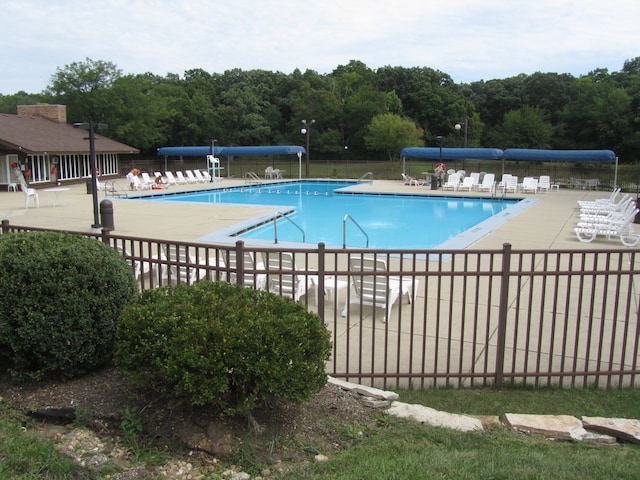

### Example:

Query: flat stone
xmin=504 ymin=413 xmax=589 ymax=441
xmin=582 ymin=416 xmax=640 ymax=444
xmin=327 ymin=377 xmax=400 ymax=401
xmin=387 ymin=401 xmax=483 ymax=432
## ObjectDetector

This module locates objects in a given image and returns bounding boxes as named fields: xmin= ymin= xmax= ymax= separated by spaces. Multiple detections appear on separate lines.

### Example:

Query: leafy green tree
xmin=364 ymin=113 xmax=424 ymax=160
xmin=47 ymin=57 xmax=122 ymax=122
xmin=108 ymin=73 xmax=173 ymax=152
xmin=490 ymin=105 xmax=553 ymax=148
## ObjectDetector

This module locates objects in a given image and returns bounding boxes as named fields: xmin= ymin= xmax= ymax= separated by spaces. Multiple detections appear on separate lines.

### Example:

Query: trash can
xmin=431 ymin=175 xmax=439 ymax=190
xmin=86 ymin=178 xmax=94 ymax=194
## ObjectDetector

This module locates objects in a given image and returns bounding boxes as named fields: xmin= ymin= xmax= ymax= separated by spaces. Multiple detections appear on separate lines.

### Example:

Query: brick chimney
xmin=17 ymin=104 xmax=67 ymax=124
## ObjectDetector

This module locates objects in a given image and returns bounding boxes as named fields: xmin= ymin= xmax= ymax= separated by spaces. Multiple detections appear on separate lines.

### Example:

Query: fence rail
xmin=2 ymin=219 xmax=639 ymax=390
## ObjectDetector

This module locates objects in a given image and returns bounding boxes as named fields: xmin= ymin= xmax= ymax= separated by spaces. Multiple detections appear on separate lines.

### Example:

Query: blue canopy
xmin=503 ymin=148 xmax=616 ymax=163
xmin=157 ymin=145 xmax=306 ymax=157
xmin=401 ymin=147 xmax=504 ymax=160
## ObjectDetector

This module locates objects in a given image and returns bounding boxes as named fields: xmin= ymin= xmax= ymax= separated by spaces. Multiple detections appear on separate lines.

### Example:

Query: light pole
xmin=455 ymin=119 xmax=468 ymax=147
xmin=74 ymin=121 xmax=107 ymax=229
xmin=301 ymin=119 xmax=315 ymax=178
xmin=455 ymin=119 xmax=468 ymax=169
xmin=437 ymin=135 xmax=444 ymax=187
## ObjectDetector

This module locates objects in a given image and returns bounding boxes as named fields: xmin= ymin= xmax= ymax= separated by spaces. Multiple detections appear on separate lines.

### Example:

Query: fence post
xmin=1 ymin=219 xmax=10 ymax=234
xmin=317 ymin=243 xmax=325 ymax=319
xmin=235 ymin=240 xmax=245 ymax=286
xmin=495 ymin=242 xmax=512 ymax=388
xmin=100 ymin=227 xmax=112 ymax=246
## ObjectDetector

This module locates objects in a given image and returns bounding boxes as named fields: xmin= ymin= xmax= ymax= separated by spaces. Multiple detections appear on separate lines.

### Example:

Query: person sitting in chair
xmin=152 ymin=175 xmax=169 ymax=189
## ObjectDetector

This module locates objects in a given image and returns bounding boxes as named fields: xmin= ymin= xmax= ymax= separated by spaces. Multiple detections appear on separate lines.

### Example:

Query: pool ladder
xmin=273 ymin=212 xmax=305 ymax=244
xmin=245 ymin=172 xmax=262 ymax=184
xmin=357 ymin=171 xmax=373 ymax=184
xmin=343 ymin=214 xmax=369 ymax=248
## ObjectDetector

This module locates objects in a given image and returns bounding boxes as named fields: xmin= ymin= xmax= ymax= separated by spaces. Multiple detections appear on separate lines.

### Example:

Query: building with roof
xmin=0 ymin=104 xmax=139 ymax=188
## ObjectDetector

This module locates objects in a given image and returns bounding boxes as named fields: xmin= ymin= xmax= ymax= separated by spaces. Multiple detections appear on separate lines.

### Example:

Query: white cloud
xmin=1 ymin=0 xmax=638 ymax=94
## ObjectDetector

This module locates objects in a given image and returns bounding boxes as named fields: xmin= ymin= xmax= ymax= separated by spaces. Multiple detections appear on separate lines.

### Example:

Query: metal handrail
xmin=343 ymin=214 xmax=369 ymax=248
xmin=273 ymin=211 xmax=305 ymax=244
xmin=245 ymin=171 xmax=262 ymax=184
xmin=103 ymin=180 xmax=129 ymax=198
xmin=357 ymin=171 xmax=373 ymax=183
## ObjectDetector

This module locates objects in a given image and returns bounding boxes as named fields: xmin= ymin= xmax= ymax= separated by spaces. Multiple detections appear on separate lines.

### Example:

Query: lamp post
xmin=454 ymin=119 xmax=468 ymax=148
xmin=301 ymin=119 xmax=315 ymax=178
xmin=455 ymin=118 xmax=468 ymax=169
xmin=74 ymin=121 xmax=107 ymax=229
xmin=437 ymin=135 xmax=444 ymax=187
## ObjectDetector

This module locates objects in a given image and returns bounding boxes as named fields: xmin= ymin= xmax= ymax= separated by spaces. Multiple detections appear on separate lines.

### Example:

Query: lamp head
xmin=455 ymin=123 xmax=462 ymax=130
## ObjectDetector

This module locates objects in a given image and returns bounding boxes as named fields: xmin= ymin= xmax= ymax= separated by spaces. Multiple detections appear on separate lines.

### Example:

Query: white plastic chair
xmin=265 ymin=166 xmax=274 ymax=179
xmin=261 ymin=251 xmax=315 ymax=302
xmin=21 ymin=184 xmax=39 ymax=208
xmin=342 ymin=256 xmax=417 ymax=323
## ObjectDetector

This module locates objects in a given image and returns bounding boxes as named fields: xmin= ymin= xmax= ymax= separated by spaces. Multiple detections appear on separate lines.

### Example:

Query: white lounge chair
xmin=201 ymin=171 xmax=212 ymax=182
xmin=185 ymin=170 xmax=199 ymax=183
xmin=538 ymin=175 xmax=552 ymax=193
xmin=341 ymin=255 xmax=417 ymax=323
xmin=164 ymin=172 xmax=178 ymax=185
xmin=579 ymin=194 xmax=632 ymax=217
xmin=497 ymin=174 xmax=512 ymax=191
xmin=477 ymin=173 xmax=495 ymax=193
xmin=575 ymin=205 xmax=639 ymax=247
xmin=521 ymin=177 xmax=538 ymax=193
xmin=460 ymin=176 xmax=475 ymax=191
xmin=193 ymin=170 xmax=206 ymax=182
xmin=402 ymin=173 xmax=424 ymax=186
xmin=126 ymin=173 xmax=151 ymax=190
xmin=141 ymin=172 xmax=154 ymax=184
xmin=442 ymin=173 xmax=460 ymax=191
xmin=221 ymin=250 xmax=266 ymax=290
xmin=577 ymin=188 xmax=621 ymax=208
xmin=469 ymin=172 xmax=481 ymax=190
xmin=578 ymin=198 xmax=636 ymax=224
xmin=175 ymin=172 xmax=189 ymax=184
xmin=504 ymin=175 xmax=519 ymax=193
xmin=160 ymin=244 xmax=213 ymax=285
xmin=21 ymin=183 xmax=39 ymax=208
xmin=261 ymin=251 xmax=316 ymax=303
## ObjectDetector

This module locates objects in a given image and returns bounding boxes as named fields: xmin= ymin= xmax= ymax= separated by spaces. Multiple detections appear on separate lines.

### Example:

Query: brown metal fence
xmin=2 ymin=219 xmax=639 ymax=390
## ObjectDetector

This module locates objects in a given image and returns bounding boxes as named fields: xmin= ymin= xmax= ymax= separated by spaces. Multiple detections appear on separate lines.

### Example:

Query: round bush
xmin=115 ymin=281 xmax=332 ymax=413
xmin=0 ymin=232 xmax=137 ymax=380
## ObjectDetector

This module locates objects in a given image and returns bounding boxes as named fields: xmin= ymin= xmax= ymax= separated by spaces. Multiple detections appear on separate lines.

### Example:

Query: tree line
xmin=1 ymin=57 xmax=639 ymax=163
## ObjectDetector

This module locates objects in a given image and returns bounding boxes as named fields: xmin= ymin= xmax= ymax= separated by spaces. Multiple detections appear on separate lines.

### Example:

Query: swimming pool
xmin=140 ymin=181 xmax=533 ymax=250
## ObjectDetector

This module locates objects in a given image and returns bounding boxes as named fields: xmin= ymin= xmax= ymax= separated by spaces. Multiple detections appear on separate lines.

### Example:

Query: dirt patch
xmin=0 ymin=367 xmax=386 ymax=478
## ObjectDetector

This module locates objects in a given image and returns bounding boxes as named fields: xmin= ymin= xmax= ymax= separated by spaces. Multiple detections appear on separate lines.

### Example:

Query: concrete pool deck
xmin=1 ymin=177 xmax=635 ymax=251
xmin=3 ymin=177 xmax=638 ymax=388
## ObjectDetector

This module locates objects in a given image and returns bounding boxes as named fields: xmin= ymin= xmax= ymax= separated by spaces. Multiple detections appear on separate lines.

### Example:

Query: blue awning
xmin=157 ymin=145 xmax=306 ymax=157
xmin=503 ymin=149 xmax=616 ymax=163
xmin=401 ymin=147 xmax=504 ymax=160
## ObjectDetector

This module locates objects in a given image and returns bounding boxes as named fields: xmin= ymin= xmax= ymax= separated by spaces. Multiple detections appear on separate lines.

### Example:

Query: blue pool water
xmin=139 ymin=181 xmax=527 ymax=249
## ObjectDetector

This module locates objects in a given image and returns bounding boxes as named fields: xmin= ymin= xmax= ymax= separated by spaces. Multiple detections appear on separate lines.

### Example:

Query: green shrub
xmin=0 ymin=232 xmax=137 ymax=380
xmin=115 ymin=281 xmax=332 ymax=413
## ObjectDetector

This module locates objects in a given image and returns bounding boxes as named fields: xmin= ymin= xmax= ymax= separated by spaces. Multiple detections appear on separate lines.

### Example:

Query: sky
xmin=2 ymin=0 xmax=639 ymax=95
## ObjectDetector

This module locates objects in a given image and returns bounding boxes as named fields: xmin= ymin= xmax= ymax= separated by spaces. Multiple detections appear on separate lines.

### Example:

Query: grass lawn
xmin=279 ymin=386 xmax=640 ymax=479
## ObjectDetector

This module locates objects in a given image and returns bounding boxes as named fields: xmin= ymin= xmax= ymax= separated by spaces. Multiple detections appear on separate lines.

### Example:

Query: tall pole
xmin=88 ymin=123 xmax=99 ymax=228
xmin=455 ymin=118 xmax=468 ymax=169
xmin=74 ymin=121 xmax=107 ymax=230
xmin=301 ymin=119 xmax=315 ymax=178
